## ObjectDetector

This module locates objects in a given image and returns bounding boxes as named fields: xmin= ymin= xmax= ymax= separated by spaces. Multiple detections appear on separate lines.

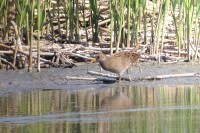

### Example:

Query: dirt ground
xmin=0 ymin=62 xmax=200 ymax=96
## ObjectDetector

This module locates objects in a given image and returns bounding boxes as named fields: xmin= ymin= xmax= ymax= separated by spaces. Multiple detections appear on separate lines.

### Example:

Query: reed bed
xmin=0 ymin=0 xmax=200 ymax=70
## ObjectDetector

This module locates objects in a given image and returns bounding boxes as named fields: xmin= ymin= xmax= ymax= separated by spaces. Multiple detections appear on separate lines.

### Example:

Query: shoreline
xmin=0 ymin=62 xmax=200 ymax=96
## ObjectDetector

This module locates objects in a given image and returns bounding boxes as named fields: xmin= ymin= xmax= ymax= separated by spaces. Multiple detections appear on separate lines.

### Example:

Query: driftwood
xmin=66 ymin=71 xmax=132 ymax=82
xmin=87 ymin=70 xmax=118 ymax=78
xmin=66 ymin=76 xmax=117 ymax=83
xmin=140 ymin=73 xmax=200 ymax=80
xmin=66 ymin=71 xmax=200 ymax=82
xmin=1 ymin=57 xmax=17 ymax=70
xmin=0 ymin=40 xmax=193 ymax=70
xmin=65 ymin=52 xmax=94 ymax=60
xmin=66 ymin=76 xmax=96 ymax=80
xmin=0 ymin=43 xmax=58 ymax=66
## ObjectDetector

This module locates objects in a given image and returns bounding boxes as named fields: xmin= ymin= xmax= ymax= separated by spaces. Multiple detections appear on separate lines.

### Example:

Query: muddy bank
xmin=0 ymin=62 xmax=200 ymax=96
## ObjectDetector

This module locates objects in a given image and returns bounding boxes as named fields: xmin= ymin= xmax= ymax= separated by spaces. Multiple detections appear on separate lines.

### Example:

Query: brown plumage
xmin=94 ymin=48 xmax=140 ymax=81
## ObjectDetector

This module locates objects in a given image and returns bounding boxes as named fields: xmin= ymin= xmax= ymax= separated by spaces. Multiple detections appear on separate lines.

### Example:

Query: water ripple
xmin=0 ymin=105 xmax=199 ymax=124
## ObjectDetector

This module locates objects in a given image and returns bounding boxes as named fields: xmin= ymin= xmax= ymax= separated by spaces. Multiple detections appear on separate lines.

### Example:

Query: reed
xmin=68 ymin=0 xmax=74 ymax=41
xmin=63 ymin=0 xmax=69 ymax=39
xmin=142 ymin=0 xmax=147 ymax=45
xmin=1 ymin=0 xmax=200 ymax=70
xmin=160 ymin=0 xmax=170 ymax=53
xmin=28 ymin=0 xmax=35 ymax=72
xmin=171 ymin=0 xmax=198 ymax=61
xmin=75 ymin=0 xmax=80 ymax=41
xmin=171 ymin=0 xmax=184 ymax=57
xmin=154 ymin=0 xmax=163 ymax=55
xmin=116 ymin=0 xmax=125 ymax=51
xmin=110 ymin=1 xmax=114 ymax=54
xmin=37 ymin=0 xmax=46 ymax=72
xmin=150 ymin=0 xmax=156 ymax=55
xmin=82 ymin=0 xmax=89 ymax=42
xmin=47 ymin=0 xmax=54 ymax=38
xmin=57 ymin=0 xmax=61 ymax=36
xmin=0 ymin=0 xmax=8 ymax=41
xmin=185 ymin=0 xmax=194 ymax=61
xmin=194 ymin=0 xmax=200 ymax=60
xmin=126 ymin=0 xmax=131 ymax=48
xmin=89 ymin=0 xmax=99 ymax=42
xmin=130 ymin=0 xmax=140 ymax=46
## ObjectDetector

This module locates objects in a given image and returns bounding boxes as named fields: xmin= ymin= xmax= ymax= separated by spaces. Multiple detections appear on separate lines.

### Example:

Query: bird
xmin=91 ymin=46 xmax=141 ymax=82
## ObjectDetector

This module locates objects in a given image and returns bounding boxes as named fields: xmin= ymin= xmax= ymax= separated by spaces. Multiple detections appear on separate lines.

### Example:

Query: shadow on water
xmin=0 ymin=86 xmax=200 ymax=133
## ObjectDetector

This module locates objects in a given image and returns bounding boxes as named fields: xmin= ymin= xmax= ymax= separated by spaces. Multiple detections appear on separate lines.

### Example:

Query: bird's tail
xmin=129 ymin=43 xmax=140 ymax=63
xmin=131 ymin=43 xmax=140 ymax=52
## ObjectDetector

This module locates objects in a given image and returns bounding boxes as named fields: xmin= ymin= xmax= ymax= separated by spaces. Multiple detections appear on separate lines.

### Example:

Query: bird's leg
xmin=99 ymin=66 xmax=102 ymax=72
xmin=135 ymin=60 xmax=142 ymax=73
xmin=138 ymin=64 xmax=142 ymax=73
xmin=126 ymin=69 xmax=132 ymax=81
xmin=128 ymin=74 xmax=132 ymax=81
xmin=118 ymin=75 xmax=121 ymax=82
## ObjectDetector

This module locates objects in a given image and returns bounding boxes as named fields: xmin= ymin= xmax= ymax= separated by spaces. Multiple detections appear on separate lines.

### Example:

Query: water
xmin=0 ymin=86 xmax=200 ymax=133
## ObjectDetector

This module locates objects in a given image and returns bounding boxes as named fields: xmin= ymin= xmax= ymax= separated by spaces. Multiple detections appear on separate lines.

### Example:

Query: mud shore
xmin=0 ymin=62 xmax=200 ymax=96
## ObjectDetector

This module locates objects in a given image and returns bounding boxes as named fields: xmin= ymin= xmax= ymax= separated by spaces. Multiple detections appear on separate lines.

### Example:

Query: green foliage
xmin=89 ymin=0 xmax=98 ymax=14
xmin=37 ymin=0 xmax=46 ymax=30
xmin=14 ymin=0 xmax=29 ymax=29
xmin=0 ymin=0 xmax=200 ymax=61
xmin=89 ymin=0 xmax=99 ymax=42
xmin=0 ymin=0 xmax=6 ymax=17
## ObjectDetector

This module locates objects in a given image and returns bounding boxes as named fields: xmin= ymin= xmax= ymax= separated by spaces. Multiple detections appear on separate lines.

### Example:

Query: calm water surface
xmin=0 ymin=86 xmax=200 ymax=133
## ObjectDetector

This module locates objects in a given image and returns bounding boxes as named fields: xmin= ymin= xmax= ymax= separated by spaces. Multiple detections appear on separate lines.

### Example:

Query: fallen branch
xmin=140 ymin=73 xmax=200 ymax=80
xmin=66 ymin=52 xmax=94 ymax=60
xmin=0 ymin=51 xmax=13 ymax=54
xmin=1 ymin=57 xmax=17 ymax=70
xmin=66 ymin=76 xmax=96 ymax=80
xmin=84 ymin=71 xmax=200 ymax=82
xmin=0 ymin=43 xmax=58 ymax=66
xmin=87 ymin=70 xmax=117 ymax=78
xmin=66 ymin=71 xmax=131 ymax=82
xmin=66 ymin=76 xmax=116 ymax=83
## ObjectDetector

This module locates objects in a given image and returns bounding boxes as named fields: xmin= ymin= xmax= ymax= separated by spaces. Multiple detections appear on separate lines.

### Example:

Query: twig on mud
xmin=66 ymin=76 xmax=117 ymax=83
xmin=87 ymin=71 xmax=200 ymax=81
xmin=65 ymin=52 xmax=94 ymax=60
xmin=140 ymin=73 xmax=200 ymax=80
xmin=66 ymin=71 xmax=130 ymax=82
xmin=87 ymin=70 xmax=117 ymax=78
xmin=66 ymin=76 xmax=96 ymax=80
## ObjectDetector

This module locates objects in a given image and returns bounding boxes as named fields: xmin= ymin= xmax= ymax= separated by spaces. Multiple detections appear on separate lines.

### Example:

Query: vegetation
xmin=0 ymin=0 xmax=200 ymax=70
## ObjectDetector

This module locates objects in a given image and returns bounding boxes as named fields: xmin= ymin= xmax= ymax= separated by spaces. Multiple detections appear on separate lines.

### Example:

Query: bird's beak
xmin=90 ymin=58 xmax=97 ymax=63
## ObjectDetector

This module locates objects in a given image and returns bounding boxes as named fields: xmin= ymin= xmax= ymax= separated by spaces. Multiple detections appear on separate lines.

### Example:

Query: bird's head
xmin=91 ymin=53 xmax=107 ymax=63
